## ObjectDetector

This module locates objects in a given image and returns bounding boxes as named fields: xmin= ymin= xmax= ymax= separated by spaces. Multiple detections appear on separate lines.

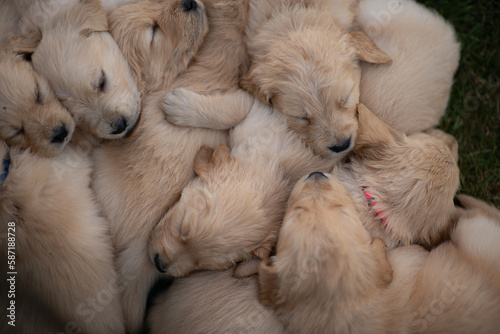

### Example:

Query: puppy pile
xmin=0 ymin=0 xmax=498 ymax=333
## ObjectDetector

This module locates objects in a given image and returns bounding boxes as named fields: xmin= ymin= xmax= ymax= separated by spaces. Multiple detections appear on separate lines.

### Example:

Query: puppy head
xmin=109 ymin=0 xmax=209 ymax=94
xmin=241 ymin=9 xmax=390 ymax=159
xmin=149 ymin=144 xmax=283 ymax=277
xmin=259 ymin=172 xmax=392 ymax=307
xmin=26 ymin=0 xmax=141 ymax=140
xmin=0 ymin=32 xmax=75 ymax=157
xmin=351 ymin=104 xmax=460 ymax=247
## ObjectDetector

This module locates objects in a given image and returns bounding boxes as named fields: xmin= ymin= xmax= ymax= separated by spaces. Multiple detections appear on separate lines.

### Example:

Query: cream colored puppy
xmin=357 ymin=0 xmax=460 ymax=133
xmin=0 ymin=32 xmax=75 ymax=157
xmin=92 ymin=0 xmax=247 ymax=331
xmin=0 ymin=140 xmax=124 ymax=334
xmin=258 ymin=172 xmax=500 ymax=334
xmin=333 ymin=104 xmax=459 ymax=248
xmin=149 ymin=98 xmax=332 ymax=278
xmin=11 ymin=0 xmax=141 ymax=145
xmin=163 ymin=0 xmax=391 ymax=159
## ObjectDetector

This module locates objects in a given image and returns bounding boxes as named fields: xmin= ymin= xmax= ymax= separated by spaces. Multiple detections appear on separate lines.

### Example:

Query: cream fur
xmin=0 ymin=141 xmax=124 ymax=334
xmin=149 ymin=98 xmax=333 ymax=278
xmin=357 ymin=0 xmax=460 ymax=133
xmin=332 ymin=104 xmax=460 ymax=248
xmin=92 ymin=0 xmax=247 ymax=331
xmin=0 ymin=33 xmax=75 ymax=157
xmin=11 ymin=0 xmax=141 ymax=145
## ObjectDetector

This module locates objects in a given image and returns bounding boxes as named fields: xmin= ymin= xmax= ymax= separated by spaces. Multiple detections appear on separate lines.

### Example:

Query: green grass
xmin=417 ymin=0 xmax=500 ymax=207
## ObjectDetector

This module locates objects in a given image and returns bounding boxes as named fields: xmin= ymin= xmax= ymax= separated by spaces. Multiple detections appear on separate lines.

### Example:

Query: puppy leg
xmin=161 ymin=88 xmax=255 ymax=129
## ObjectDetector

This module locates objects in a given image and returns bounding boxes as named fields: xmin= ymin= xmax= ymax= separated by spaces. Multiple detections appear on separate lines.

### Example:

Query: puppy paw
xmin=233 ymin=258 xmax=262 ymax=278
xmin=161 ymin=88 xmax=202 ymax=127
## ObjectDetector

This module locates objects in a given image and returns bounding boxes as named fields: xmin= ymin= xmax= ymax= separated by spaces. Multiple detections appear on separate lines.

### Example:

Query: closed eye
xmin=35 ymin=82 xmax=42 ymax=104
xmin=8 ymin=128 xmax=25 ymax=139
xmin=98 ymin=70 xmax=107 ymax=93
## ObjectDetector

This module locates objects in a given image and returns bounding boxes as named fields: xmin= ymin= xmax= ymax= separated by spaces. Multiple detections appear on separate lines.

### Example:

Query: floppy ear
xmin=240 ymin=64 xmax=273 ymax=105
xmin=369 ymin=238 xmax=393 ymax=287
xmin=349 ymin=31 xmax=392 ymax=64
xmin=354 ymin=103 xmax=405 ymax=156
xmin=78 ymin=0 xmax=109 ymax=37
xmin=258 ymin=258 xmax=280 ymax=306
xmin=193 ymin=145 xmax=215 ymax=182
xmin=2 ymin=30 xmax=42 ymax=57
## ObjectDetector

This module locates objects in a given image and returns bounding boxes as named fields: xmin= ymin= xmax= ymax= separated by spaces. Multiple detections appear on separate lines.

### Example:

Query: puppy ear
xmin=78 ymin=0 xmax=109 ymax=37
xmin=240 ymin=65 xmax=273 ymax=105
xmin=258 ymin=258 xmax=280 ymax=306
xmin=354 ymin=103 xmax=405 ymax=156
xmin=349 ymin=31 xmax=392 ymax=64
xmin=211 ymin=144 xmax=232 ymax=166
xmin=3 ymin=30 xmax=42 ymax=57
xmin=193 ymin=145 xmax=214 ymax=182
xmin=369 ymin=238 xmax=393 ymax=287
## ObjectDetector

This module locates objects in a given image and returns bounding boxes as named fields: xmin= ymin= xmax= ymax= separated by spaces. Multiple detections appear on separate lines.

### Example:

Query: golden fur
xmin=11 ymin=0 xmax=141 ymax=145
xmin=357 ymin=0 xmax=460 ymax=133
xmin=149 ymin=98 xmax=333 ymax=278
xmin=240 ymin=0 xmax=391 ymax=158
xmin=147 ymin=176 xmax=500 ymax=334
xmin=258 ymin=172 xmax=500 ymax=334
xmin=0 ymin=33 xmax=75 ymax=157
xmin=333 ymin=104 xmax=460 ymax=248
xmin=92 ymin=0 xmax=248 ymax=331
xmin=0 ymin=141 xmax=124 ymax=334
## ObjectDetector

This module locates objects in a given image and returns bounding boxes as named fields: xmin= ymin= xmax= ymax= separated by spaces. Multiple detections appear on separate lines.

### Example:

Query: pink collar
xmin=362 ymin=186 xmax=387 ymax=225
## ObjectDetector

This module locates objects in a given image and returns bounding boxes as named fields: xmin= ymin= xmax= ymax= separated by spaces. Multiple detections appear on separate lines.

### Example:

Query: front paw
xmin=161 ymin=88 xmax=199 ymax=127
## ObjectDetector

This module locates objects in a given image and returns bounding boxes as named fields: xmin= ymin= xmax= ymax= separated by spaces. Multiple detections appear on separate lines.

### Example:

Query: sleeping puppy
xmin=162 ymin=0 xmax=391 ymax=159
xmin=11 ymin=0 xmax=141 ymax=146
xmin=357 ymin=0 xmax=460 ymax=133
xmin=334 ymin=104 xmax=459 ymax=248
xmin=149 ymin=98 xmax=332 ymax=279
xmin=259 ymin=172 xmax=500 ymax=334
xmin=0 ymin=139 xmax=125 ymax=334
xmin=92 ymin=0 xmax=247 ymax=331
xmin=0 ymin=32 xmax=75 ymax=157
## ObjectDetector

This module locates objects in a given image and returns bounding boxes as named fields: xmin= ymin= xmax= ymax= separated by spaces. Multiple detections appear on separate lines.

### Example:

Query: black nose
xmin=51 ymin=124 xmax=69 ymax=144
xmin=329 ymin=137 xmax=351 ymax=154
xmin=307 ymin=172 xmax=328 ymax=180
xmin=154 ymin=254 xmax=167 ymax=273
xmin=110 ymin=117 xmax=128 ymax=135
xmin=182 ymin=0 xmax=198 ymax=11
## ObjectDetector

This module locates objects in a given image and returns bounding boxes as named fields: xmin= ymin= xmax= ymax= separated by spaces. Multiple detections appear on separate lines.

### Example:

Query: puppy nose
xmin=51 ymin=124 xmax=69 ymax=144
xmin=153 ymin=254 xmax=167 ymax=273
xmin=307 ymin=172 xmax=328 ymax=180
xmin=182 ymin=0 xmax=198 ymax=12
xmin=329 ymin=137 xmax=351 ymax=153
xmin=110 ymin=117 xmax=128 ymax=135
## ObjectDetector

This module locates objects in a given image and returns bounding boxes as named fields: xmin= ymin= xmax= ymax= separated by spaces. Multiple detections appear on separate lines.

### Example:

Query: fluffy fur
xmin=332 ymin=104 xmax=460 ymax=248
xmin=92 ymin=0 xmax=248 ymax=331
xmin=11 ymin=0 xmax=141 ymax=145
xmin=149 ymin=98 xmax=333 ymax=278
xmin=258 ymin=173 xmax=500 ymax=334
xmin=240 ymin=0 xmax=391 ymax=158
xmin=357 ymin=0 xmax=460 ymax=133
xmin=0 ymin=141 xmax=124 ymax=334
xmin=147 ymin=176 xmax=500 ymax=334
xmin=0 ymin=33 xmax=75 ymax=157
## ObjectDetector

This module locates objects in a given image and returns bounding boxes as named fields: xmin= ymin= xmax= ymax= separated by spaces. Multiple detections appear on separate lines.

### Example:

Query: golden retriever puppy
xmin=240 ymin=0 xmax=391 ymax=158
xmin=0 ymin=32 xmax=75 ymax=157
xmin=333 ymin=104 xmax=460 ymax=248
xmin=12 ymin=0 xmax=141 ymax=144
xmin=149 ymin=98 xmax=332 ymax=278
xmin=258 ymin=172 xmax=500 ymax=334
xmin=92 ymin=0 xmax=247 ymax=331
xmin=0 ymin=140 xmax=124 ymax=334
xmin=357 ymin=0 xmax=460 ymax=133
